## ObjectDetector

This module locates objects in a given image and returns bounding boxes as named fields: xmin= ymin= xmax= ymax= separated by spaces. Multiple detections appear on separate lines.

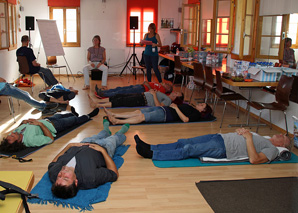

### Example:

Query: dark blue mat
xmin=0 ymin=119 xmax=92 ymax=158
xmin=28 ymin=145 xmax=130 ymax=211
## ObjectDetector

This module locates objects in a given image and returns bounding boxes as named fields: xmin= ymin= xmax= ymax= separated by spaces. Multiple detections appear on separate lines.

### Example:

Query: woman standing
xmin=83 ymin=35 xmax=108 ymax=90
xmin=141 ymin=23 xmax=163 ymax=83
xmin=283 ymin=37 xmax=296 ymax=68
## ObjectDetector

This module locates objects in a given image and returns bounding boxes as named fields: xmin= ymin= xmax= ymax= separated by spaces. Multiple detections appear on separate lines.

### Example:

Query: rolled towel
xmin=276 ymin=147 xmax=291 ymax=161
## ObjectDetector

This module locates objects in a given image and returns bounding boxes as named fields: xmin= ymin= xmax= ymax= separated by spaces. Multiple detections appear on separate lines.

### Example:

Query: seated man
xmin=48 ymin=120 xmax=130 ymax=198
xmin=134 ymin=128 xmax=291 ymax=164
xmin=95 ymin=81 xmax=173 ymax=98
xmin=88 ymin=90 xmax=183 ymax=108
xmin=39 ymin=83 xmax=79 ymax=104
xmin=0 ymin=77 xmax=58 ymax=114
xmin=104 ymin=103 xmax=213 ymax=125
xmin=17 ymin=35 xmax=59 ymax=87
xmin=0 ymin=107 xmax=99 ymax=152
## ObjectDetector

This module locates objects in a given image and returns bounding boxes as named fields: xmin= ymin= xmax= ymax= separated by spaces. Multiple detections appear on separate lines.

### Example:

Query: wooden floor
xmin=1 ymin=74 xmax=298 ymax=212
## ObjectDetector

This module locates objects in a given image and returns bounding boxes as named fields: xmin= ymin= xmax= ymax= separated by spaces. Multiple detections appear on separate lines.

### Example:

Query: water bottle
xmin=233 ymin=60 xmax=238 ymax=73
xmin=206 ymin=52 xmax=211 ymax=65
xmin=176 ymin=48 xmax=179 ymax=56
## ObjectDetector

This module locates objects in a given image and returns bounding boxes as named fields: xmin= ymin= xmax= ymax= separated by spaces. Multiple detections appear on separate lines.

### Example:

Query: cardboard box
xmin=248 ymin=67 xmax=282 ymax=82
xmin=282 ymin=67 xmax=298 ymax=77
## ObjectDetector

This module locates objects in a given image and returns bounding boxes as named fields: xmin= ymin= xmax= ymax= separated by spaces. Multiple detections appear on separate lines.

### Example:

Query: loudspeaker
xmin=26 ymin=16 xmax=35 ymax=31
xmin=130 ymin=16 xmax=138 ymax=30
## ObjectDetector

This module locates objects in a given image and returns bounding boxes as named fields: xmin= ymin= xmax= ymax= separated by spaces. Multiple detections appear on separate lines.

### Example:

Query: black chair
xmin=17 ymin=56 xmax=46 ymax=94
xmin=173 ymin=55 xmax=189 ymax=91
xmin=214 ymin=70 xmax=247 ymax=128
xmin=247 ymin=75 xmax=294 ymax=134
xmin=189 ymin=62 xmax=205 ymax=103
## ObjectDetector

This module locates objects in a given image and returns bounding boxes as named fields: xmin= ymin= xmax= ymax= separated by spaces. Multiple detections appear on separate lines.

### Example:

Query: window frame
xmin=49 ymin=6 xmax=81 ymax=47
xmin=199 ymin=0 xmax=235 ymax=53
xmin=126 ymin=0 xmax=158 ymax=47
xmin=8 ymin=3 xmax=17 ymax=50
xmin=288 ymin=13 xmax=298 ymax=49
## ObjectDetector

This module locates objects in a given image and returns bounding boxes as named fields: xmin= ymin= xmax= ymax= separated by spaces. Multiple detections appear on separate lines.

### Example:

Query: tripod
xmin=119 ymin=28 xmax=142 ymax=79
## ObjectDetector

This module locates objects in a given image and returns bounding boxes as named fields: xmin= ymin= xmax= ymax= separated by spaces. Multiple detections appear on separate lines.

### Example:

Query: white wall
xmin=0 ymin=0 xmax=182 ymax=83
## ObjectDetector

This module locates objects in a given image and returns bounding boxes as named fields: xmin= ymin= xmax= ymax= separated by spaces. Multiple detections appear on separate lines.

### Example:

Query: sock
xmin=71 ymin=106 xmax=79 ymax=117
xmin=88 ymin=108 xmax=99 ymax=118
xmin=116 ymin=124 xmax=130 ymax=134
xmin=134 ymin=135 xmax=150 ymax=150
xmin=103 ymin=119 xmax=111 ymax=135
xmin=134 ymin=135 xmax=153 ymax=159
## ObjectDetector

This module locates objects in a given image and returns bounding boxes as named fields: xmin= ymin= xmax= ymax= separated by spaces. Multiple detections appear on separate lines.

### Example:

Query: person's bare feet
xmin=107 ymin=114 xmax=117 ymax=125
xmin=103 ymin=107 xmax=114 ymax=117
xmin=88 ymin=94 xmax=98 ymax=108
xmin=82 ymin=85 xmax=90 ymax=90
xmin=69 ymin=87 xmax=79 ymax=94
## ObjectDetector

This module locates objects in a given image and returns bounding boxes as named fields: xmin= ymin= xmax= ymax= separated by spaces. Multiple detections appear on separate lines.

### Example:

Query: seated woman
xmin=88 ymin=90 xmax=183 ymax=108
xmin=282 ymin=37 xmax=296 ymax=68
xmin=104 ymin=102 xmax=213 ymax=125
xmin=83 ymin=35 xmax=108 ymax=90
xmin=39 ymin=83 xmax=78 ymax=105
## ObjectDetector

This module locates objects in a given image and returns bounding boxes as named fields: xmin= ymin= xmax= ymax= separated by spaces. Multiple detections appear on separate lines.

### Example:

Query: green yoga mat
xmin=152 ymin=152 xmax=298 ymax=168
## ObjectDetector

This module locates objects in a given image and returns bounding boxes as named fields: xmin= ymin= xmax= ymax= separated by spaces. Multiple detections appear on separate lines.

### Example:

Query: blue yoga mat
xmin=153 ymin=152 xmax=298 ymax=168
xmin=28 ymin=145 xmax=130 ymax=211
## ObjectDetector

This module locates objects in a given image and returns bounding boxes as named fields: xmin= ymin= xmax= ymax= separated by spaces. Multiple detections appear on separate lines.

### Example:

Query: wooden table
xmin=159 ymin=53 xmax=280 ymax=127
xmin=0 ymin=171 xmax=34 ymax=213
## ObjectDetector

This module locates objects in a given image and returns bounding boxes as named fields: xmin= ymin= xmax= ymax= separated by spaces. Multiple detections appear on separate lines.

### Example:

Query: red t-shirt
xmin=143 ymin=82 xmax=166 ymax=93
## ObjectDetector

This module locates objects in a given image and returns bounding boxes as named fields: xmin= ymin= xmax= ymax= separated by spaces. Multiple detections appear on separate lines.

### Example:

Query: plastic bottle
xmin=206 ymin=52 xmax=211 ymax=65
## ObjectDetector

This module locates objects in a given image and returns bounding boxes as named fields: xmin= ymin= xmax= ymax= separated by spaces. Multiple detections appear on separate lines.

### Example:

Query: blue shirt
xmin=144 ymin=34 xmax=158 ymax=56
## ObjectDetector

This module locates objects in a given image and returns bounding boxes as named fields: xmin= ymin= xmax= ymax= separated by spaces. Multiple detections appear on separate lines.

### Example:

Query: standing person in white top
xmin=82 ymin=35 xmax=108 ymax=90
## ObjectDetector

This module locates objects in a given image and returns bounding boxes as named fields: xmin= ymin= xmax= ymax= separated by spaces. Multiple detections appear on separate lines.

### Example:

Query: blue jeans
xmin=140 ymin=107 xmax=166 ymax=122
xmin=47 ymin=113 xmax=89 ymax=133
xmin=144 ymin=54 xmax=162 ymax=83
xmin=102 ymin=85 xmax=145 ymax=97
xmin=151 ymin=134 xmax=227 ymax=160
xmin=0 ymin=82 xmax=46 ymax=111
xmin=80 ymin=130 xmax=126 ymax=157
xmin=38 ymin=67 xmax=59 ymax=86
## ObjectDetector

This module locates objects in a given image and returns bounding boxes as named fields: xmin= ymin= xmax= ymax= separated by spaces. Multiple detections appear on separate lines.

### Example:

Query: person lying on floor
xmin=104 ymin=102 xmax=212 ymax=125
xmin=0 ymin=107 xmax=99 ymax=152
xmin=134 ymin=128 xmax=291 ymax=164
xmin=88 ymin=89 xmax=183 ymax=108
xmin=95 ymin=81 xmax=173 ymax=98
xmin=0 ymin=77 xmax=59 ymax=115
xmin=39 ymin=83 xmax=79 ymax=105
xmin=48 ymin=119 xmax=130 ymax=199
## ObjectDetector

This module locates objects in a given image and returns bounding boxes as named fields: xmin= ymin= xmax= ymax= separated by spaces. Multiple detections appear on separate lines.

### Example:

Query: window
xmin=200 ymin=0 xmax=233 ymax=53
xmin=8 ymin=3 xmax=17 ymax=50
xmin=181 ymin=4 xmax=199 ymax=48
xmin=126 ymin=0 xmax=158 ymax=46
xmin=49 ymin=7 xmax=80 ymax=47
xmin=0 ymin=0 xmax=17 ymax=50
xmin=288 ymin=13 xmax=298 ymax=49
xmin=201 ymin=19 xmax=211 ymax=47
xmin=256 ymin=15 xmax=286 ymax=59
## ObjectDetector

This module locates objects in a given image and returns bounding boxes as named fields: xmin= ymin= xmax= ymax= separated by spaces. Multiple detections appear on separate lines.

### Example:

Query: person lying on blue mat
xmin=104 ymin=102 xmax=212 ymax=125
xmin=48 ymin=120 xmax=130 ymax=199
xmin=134 ymin=128 xmax=291 ymax=164
xmin=0 ymin=107 xmax=99 ymax=152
